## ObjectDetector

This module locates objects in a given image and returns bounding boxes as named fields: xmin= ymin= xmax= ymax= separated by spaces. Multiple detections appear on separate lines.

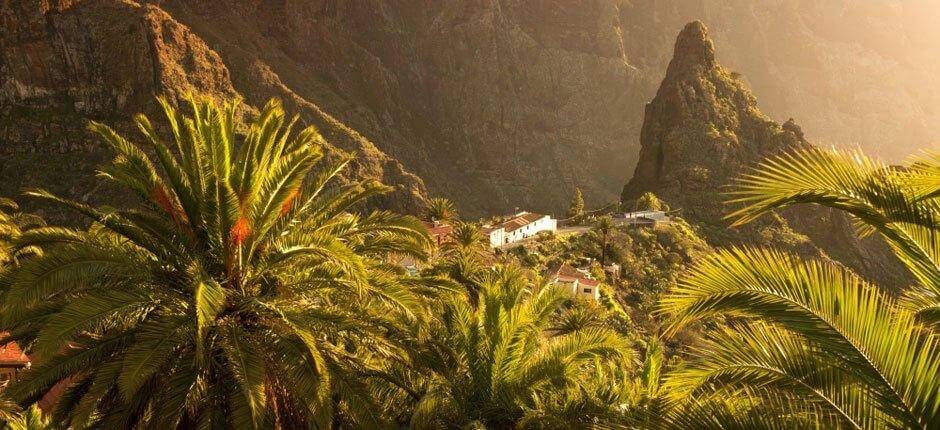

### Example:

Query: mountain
xmin=618 ymin=0 xmax=940 ymax=162
xmin=3 ymin=1 xmax=938 ymax=218
xmin=623 ymin=21 xmax=909 ymax=288
xmin=0 ymin=0 xmax=427 ymax=219
xmin=622 ymin=21 xmax=807 ymax=222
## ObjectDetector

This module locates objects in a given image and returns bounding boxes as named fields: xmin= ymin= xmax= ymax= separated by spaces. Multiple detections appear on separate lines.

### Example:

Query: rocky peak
xmin=621 ymin=21 xmax=908 ymax=289
xmin=667 ymin=21 xmax=716 ymax=76
xmin=622 ymin=21 xmax=804 ymax=222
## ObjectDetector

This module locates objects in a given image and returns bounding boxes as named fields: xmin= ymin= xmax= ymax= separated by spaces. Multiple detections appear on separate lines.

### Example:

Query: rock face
xmin=617 ymin=0 xmax=940 ymax=163
xmin=623 ymin=21 xmax=909 ymax=288
xmin=2 ymin=1 xmax=938 ymax=219
xmin=149 ymin=0 xmax=645 ymax=217
xmin=0 ymin=0 xmax=426 ymax=218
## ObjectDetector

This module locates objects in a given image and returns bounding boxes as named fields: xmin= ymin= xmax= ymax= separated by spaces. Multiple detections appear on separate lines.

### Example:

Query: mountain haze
xmin=2 ymin=1 xmax=938 ymax=217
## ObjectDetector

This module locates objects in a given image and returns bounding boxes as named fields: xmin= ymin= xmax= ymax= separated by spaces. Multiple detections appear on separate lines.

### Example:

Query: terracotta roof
xmin=548 ymin=264 xmax=583 ymax=279
xmin=578 ymin=278 xmax=599 ymax=287
xmin=546 ymin=264 xmax=599 ymax=288
xmin=0 ymin=334 xmax=28 ymax=367
xmin=499 ymin=212 xmax=547 ymax=233
xmin=423 ymin=221 xmax=453 ymax=235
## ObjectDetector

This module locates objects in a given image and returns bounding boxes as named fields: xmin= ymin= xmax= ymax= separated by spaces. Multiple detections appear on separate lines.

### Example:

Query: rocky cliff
xmin=0 ymin=0 xmax=427 ymax=219
xmin=623 ymin=21 xmax=909 ymax=288
xmin=2 ymin=1 xmax=938 ymax=219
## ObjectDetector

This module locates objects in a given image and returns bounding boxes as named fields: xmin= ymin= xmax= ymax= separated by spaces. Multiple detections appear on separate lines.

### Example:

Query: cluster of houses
xmin=390 ymin=208 xmax=670 ymax=302
xmin=427 ymin=209 xmax=670 ymax=251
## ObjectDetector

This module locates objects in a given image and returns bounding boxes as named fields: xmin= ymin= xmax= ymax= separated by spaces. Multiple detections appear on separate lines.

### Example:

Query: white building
xmin=616 ymin=210 xmax=668 ymax=221
xmin=483 ymin=212 xmax=557 ymax=248
xmin=482 ymin=226 xmax=505 ymax=248
xmin=546 ymin=264 xmax=600 ymax=301
xmin=613 ymin=210 xmax=670 ymax=227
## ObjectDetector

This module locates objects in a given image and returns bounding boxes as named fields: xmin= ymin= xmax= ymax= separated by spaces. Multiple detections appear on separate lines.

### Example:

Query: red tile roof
xmin=0 ymin=334 xmax=28 ymax=367
xmin=423 ymin=221 xmax=454 ymax=245
xmin=546 ymin=264 xmax=599 ymax=287
xmin=499 ymin=212 xmax=548 ymax=233
xmin=579 ymin=278 xmax=599 ymax=287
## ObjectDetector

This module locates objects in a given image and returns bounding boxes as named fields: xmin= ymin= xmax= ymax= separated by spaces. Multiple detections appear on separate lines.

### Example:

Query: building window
xmin=583 ymin=288 xmax=592 ymax=293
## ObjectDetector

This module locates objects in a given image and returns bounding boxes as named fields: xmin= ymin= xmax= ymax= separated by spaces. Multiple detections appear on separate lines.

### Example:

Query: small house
xmin=482 ymin=226 xmax=506 ymax=248
xmin=613 ymin=210 xmax=670 ymax=227
xmin=0 ymin=336 xmax=28 ymax=384
xmin=423 ymin=221 xmax=454 ymax=247
xmin=545 ymin=264 xmax=600 ymax=301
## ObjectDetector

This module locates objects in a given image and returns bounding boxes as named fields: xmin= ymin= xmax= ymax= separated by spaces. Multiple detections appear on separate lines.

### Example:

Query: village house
xmin=0 ymin=335 xmax=28 ymax=384
xmin=482 ymin=225 xmax=505 ymax=248
xmin=545 ymin=264 xmax=600 ymax=301
xmin=423 ymin=220 xmax=454 ymax=247
xmin=483 ymin=211 xmax=557 ymax=248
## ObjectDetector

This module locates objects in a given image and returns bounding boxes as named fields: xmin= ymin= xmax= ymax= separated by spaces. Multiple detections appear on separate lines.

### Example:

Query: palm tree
xmin=659 ymin=148 xmax=940 ymax=429
xmin=592 ymin=216 xmax=615 ymax=266
xmin=443 ymin=222 xmax=488 ymax=257
xmin=0 ymin=96 xmax=434 ymax=428
xmin=0 ymin=398 xmax=20 ymax=428
xmin=0 ymin=198 xmax=44 ymax=267
xmin=405 ymin=266 xmax=631 ymax=429
xmin=426 ymin=198 xmax=458 ymax=223
xmin=3 ymin=405 xmax=49 ymax=430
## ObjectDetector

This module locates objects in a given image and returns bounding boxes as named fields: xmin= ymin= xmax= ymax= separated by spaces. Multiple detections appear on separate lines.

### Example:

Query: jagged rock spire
xmin=622 ymin=20 xmax=805 ymax=221
xmin=665 ymin=21 xmax=716 ymax=76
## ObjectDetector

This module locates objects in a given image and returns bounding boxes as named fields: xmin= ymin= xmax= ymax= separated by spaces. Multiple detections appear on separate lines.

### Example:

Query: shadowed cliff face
xmin=152 ymin=0 xmax=646 ymax=217
xmin=0 ymin=0 xmax=427 ymax=219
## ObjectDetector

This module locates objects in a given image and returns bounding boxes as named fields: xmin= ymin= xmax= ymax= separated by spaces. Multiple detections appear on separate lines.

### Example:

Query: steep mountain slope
xmin=2 ymin=1 xmax=938 ymax=218
xmin=623 ymin=21 xmax=908 ymax=288
xmin=152 ymin=0 xmax=643 ymax=216
xmin=0 ymin=0 xmax=426 ymax=219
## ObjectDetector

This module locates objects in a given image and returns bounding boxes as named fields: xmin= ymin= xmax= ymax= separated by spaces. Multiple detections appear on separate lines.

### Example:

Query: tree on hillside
xmin=426 ymin=197 xmax=457 ymax=222
xmin=592 ymin=216 xmax=615 ymax=266
xmin=0 ymin=97 xmax=435 ymax=429
xmin=635 ymin=192 xmax=664 ymax=212
xmin=659 ymin=148 xmax=940 ymax=428
xmin=567 ymin=187 xmax=585 ymax=218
